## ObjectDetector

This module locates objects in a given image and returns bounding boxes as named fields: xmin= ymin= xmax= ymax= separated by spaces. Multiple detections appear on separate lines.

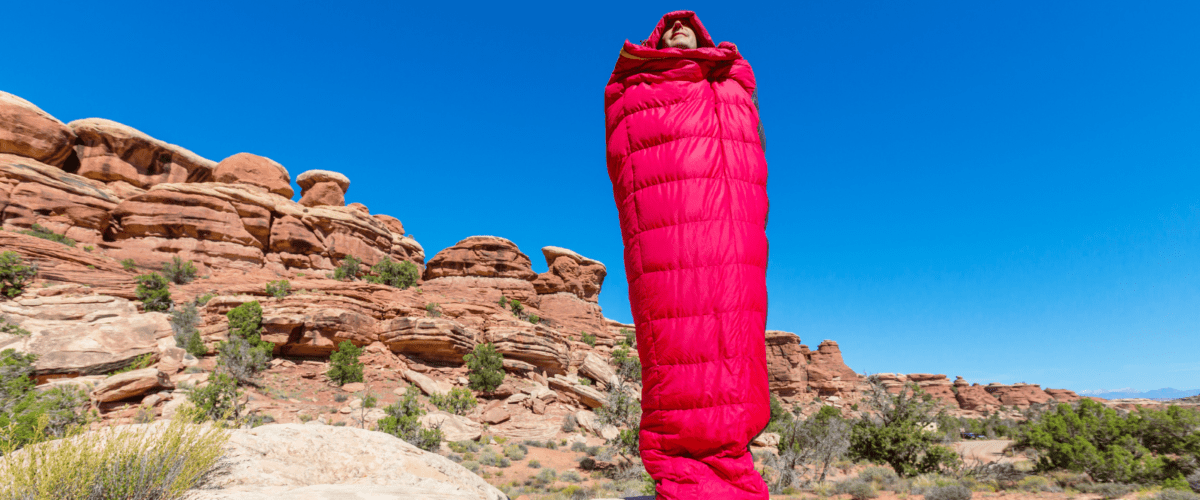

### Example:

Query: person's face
xmin=661 ymin=19 xmax=697 ymax=49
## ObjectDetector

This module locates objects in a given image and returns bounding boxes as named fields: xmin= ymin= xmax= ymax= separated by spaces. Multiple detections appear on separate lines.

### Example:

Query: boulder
xmin=531 ymin=246 xmax=607 ymax=302
xmin=212 ymin=153 xmax=293 ymax=198
xmin=90 ymin=368 xmax=173 ymax=402
xmin=481 ymin=407 xmax=511 ymax=425
xmin=404 ymin=369 xmax=449 ymax=396
xmin=186 ymin=423 xmax=505 ymax=500
xmin=424 ymin=236 xmax=537 ymax=281
xmin=0 ymin=91 xmax=76 ymax=167
xmin=0 ymin=154 xmax=121 ymax=244
xmin=578 ymin=352 xmax=617 ymax=389
xmin=378 ymin=317 xmax=479 ymax=364
xmin=297 ymin=170 xmax=349 ymax=208
xmin=0 ymin=295 xmax=171 ymax=378
xmin=69 ymin=118 xmax=215 ymax=188
xmin=485 ymin=324 xmax=569 ymax=375
xmin=420 ymin=411 xmax=483 ymax=442
xmin=765 ymin=330 xmax=808 ymax=397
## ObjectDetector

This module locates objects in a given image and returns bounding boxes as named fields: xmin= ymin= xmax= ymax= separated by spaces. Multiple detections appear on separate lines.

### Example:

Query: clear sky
xmin=3 ymin=1 xmax=1198 ymax=393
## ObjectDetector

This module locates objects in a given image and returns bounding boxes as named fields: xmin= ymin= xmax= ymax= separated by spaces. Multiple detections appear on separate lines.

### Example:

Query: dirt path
xmin=954 ymin=439 xmax=1014 ymax=463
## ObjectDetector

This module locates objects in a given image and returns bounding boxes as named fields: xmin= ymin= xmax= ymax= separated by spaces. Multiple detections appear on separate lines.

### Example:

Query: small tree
xmin=430 ymin=387 xmax=478 ymax=416
xmin=849 ymin=376 xmax=960 ymax=477
xmin=120 ymin=259 xmax=138 ymax=271
xmin=220 ymin=301 xmax=272 ymax=384
xmin=161 ymin=256 xmax=197 ymax=284
xmin=135 ymin=273 xmax=173 ymax=312
xmin=169 ymin=302 xmax=204 ymax=356
xmin=365 ymin=258 xmax=419 ymax=289
xmin=185 ymin=372 xmax=242 ymax=423
xmin=509 ymin=299 xmax=523 ymax=317
xmin=580 ymin=331 xmax=597 ymax=347
xmin=764 ymin=405 xmax=851 ymax=492
xmin=464 ymin=343 xmax=505 ymax=392
xmin=327 ymin=340 xmax=364 ymax=385
xmin=0 ymin=251 xmax=38 ymax=298
xmin=265 ymin=280 xmax=291 ymax=298
xmin=378 ymin=386 xmax=442 ymax=451
xmin=332 ymin=256 xmax=362 ymax=281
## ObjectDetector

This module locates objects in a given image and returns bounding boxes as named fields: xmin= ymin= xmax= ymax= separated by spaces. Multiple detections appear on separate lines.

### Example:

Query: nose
xmin=672 ymin=20 xmax=684 ymax=30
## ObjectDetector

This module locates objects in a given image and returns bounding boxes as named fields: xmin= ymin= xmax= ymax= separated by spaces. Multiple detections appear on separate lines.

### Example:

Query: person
xmin=604 ymin=11 xmax=770 ymax=500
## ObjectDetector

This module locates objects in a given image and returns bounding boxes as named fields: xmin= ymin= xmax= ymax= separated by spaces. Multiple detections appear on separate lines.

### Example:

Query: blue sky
xmin=3 ymin=1 xmax=1198 ymax=393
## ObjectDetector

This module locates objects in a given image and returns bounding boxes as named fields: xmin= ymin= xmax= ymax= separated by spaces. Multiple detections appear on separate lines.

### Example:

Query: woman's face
xmin=661 ymin=19 xmax=697 ymax=49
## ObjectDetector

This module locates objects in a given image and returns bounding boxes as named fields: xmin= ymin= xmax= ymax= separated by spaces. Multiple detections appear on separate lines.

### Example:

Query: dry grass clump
xmin=0 ymin=414 xmax=229 ymax=500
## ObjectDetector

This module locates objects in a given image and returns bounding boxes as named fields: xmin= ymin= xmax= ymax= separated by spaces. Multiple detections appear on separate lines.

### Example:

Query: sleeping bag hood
xmin=604 ymin=10 xmax=771 ymax=500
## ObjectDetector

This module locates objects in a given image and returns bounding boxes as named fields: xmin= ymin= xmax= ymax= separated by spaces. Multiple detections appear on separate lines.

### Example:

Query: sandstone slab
xmin=90 ymin=368 xmax=173 ymax=402
xmin=0 ymin=91 xmax=75 ymax=167
xmin=69 ymin=118 xmax=214 ymax=188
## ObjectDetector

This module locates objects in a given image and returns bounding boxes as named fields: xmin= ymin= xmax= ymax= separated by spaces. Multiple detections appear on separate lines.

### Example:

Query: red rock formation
xmin=535 ymin=292 xmax=607 ymax=344
xmin=424 ymin=236 xmax=537 ymax=281
xmin=764 ymin=330 xmax=808 ymax=398
xmin=378 ymin=317 xmax=480 ymax=364
xmin=1044 ymin=388 xmax=1082 ymax=403
xmin=70 ymin=118 xmax=214 ymax=187
xmin=532 ymin=246 xmax=606 ymax=302
xmin=212 ymin=153 xmax=293 ymax=198
xmin=907 ymin=374 xmax=957 ymax=406
xmin=297 ymin=169 xmax=349 ymax=208
xmin=985 ymin=383 xmax=1054 ymax=407
xmin=0 ymin=91 xmax=75 ymax=167
xmin=955 ymin=379 xmax=1003 ymax=412
xmin=0 ymin=154 xmax=120 ymax=244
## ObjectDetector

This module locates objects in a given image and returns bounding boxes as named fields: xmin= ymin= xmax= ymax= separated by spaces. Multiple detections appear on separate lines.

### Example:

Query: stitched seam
xmin=641 ymin=400 xmax=771 ymax=413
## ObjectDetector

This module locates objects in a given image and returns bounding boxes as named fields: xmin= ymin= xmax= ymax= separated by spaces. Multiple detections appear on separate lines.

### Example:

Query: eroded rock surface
xmin=424 ymin=236 xmax=537 ymax=281
xmin=70 ymin=118 xmax=214 ymax=188
xmin=0 ymin=91 xmax=75 ymax=167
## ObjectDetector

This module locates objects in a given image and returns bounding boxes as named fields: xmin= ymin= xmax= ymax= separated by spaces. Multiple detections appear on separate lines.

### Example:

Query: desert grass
xmin=0 ymin=414 xmax=229 ymax=500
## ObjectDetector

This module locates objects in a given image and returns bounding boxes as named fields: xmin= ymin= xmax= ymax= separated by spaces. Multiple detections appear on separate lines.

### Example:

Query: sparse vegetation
xmin=120 ymin=258 xmax=138 ymax=271
xmin=425 ymin=302 xmax=442 ymax=318
xmin=0 ymin=349 xmax=93 ymax=452
xmin=762 ymin=405 xmax=851 ymax=492
xmin=429 ymin=387 xmax=477 ymax=416
xmin=464 ymin=342 xmax=505 ymax=392
xmin=161 ymin=256 xmax=197 ymax=284
xmin=580 ymin=331 xmax=597 ymax=347
xmin=169 ymin=301 xmax=206 ymax=357
xmin=109 ymin=353 xmax=155 ymax=375
xmin=378 ymin=386 xmax=442 ymax=452
xmin=508 ymin=298 xmax=523 ymax=316
xmin=19 ymin=224 xmax=74 ymax=247
xmin=924 ymin=483 xmax=973 ymax=500
xmin=528 ymin=314 xmax=540 ymax=324
xmin=0 ymin=251 xmax=38 ymax=298
xmin=365 ymin=257 xmax=419 ymax=289
xmin=849 ymin=376 xmax=961 ymax=477
xmin=265 ymin=279 xmax=291 ymax=298
xmin=134 ymin=272 xmax=173 ymax=312
xmin=0 ymin=316 xmax=30 ymax=337
xmin=610 ymin=330 xmax=641 ymax=383
xmin=218 ymin=301 xmax=272 ymax=384
xmin=331 ymin=256 xmax=362 ymax=281
xmin=0 ymin=413 xmax=230 ymax=500
xmin=327 ymin=340 xmax=364 ymax=385
xmin=503 ymin=443 xmax=527 ymax=461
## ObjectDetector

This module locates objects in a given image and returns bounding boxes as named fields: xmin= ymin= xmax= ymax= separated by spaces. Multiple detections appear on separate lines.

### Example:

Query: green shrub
xmin=378 ymin=386 xmax=442 ymax=452
xmin=332 ymin=256 xmax=362 ymax=281
xmin=849 ymin=378 xmax=960 ymax=477
xmin=447 ymin=440 xmax=481 ymax=454
xmin=528 ymin=314 xmax=540 ymax=324
xmin=859 ymin=466 xmax=901 ymax=489
xmin=498 ymin=296 xmax=507 ymax=308
xmin=561 ymin=470 xmax=583 ymax=483
xmin=196 ymin=292 xmax=215 ymax=305
xmin=1017 ymin=475 xmax=1060 ymax=492
xmin=461 ymin=461 xmax=480 ymax=473
xmin=0 ymin=349 xmax=93 ymax=452
xmin=19 ymin=224 xmax=74 ymax=247
xmin=1157 ymin=490 xmax=1200 ymax=500
xmin=1076 ymin=482 xmax=1137 ymax=499
xmin=120 ymin=259 xmax=138 ymax=271
xmin=265 ymin=279 xmax=291 ymax=298
xmin=528 ymin=459 xmax=541 ymax=469
xmin=429 ymin=387 xmax=477 ymax=416
xmin=503 ymin=443 xmax=527 ymax=461
xmin=219 ymin=301 xmax=272 ymax=384
xmin=425 ymin=302 xmax=442 ymax=318
xmin=611 ymin=342 xmax=641 ymax=383
xmin=1 ymin=316 xmax=31 ymax=336
xmin=110 ymin=354 xmax=155 ymax=376
xmin=0 ymin=413 xmax=229 ymax=499
xmin=531 ymin=468 xmax=557 ymax=487
xmin=327 ymin=340 xmax=364 ymax=385
xmin=0 ymin=251 xmax=38 ymax=298
xmin=135 ymin=273 xmax=173 ymax=312
xmin=464 ymin=342 xmax=504 ymax=392
xmin=365 ymin=258 xmax=419 ymax=289
xmin=169 ymin=301 xmax=204 ymax=357
xmin=185 ymin=371 xmax=242 ymax=423
xmin=924 ymin=484 xmax=973 ymax=500
xmin=508 ymin=299 xmax=523 ymax=316
xmin=580 ymin=332 xmax=597 ymax=347
xmin=836 ymin=480 xmax=877 ymax=500
xmin=161 ymin=256 xmax=197 ymax=284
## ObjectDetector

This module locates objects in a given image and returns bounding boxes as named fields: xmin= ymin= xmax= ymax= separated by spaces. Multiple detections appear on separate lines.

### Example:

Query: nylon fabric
xmin=604 ymin=10 xmax=770 ymax=500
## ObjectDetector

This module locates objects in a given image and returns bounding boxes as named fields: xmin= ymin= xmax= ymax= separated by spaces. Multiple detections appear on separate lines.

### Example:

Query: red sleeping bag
xmin=604 ymin=11 xmax=770 ymax=499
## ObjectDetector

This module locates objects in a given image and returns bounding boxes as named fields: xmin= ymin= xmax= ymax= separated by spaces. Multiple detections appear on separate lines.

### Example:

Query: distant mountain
xmin=1078 ymin=388 xmax=1200 ymax=400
